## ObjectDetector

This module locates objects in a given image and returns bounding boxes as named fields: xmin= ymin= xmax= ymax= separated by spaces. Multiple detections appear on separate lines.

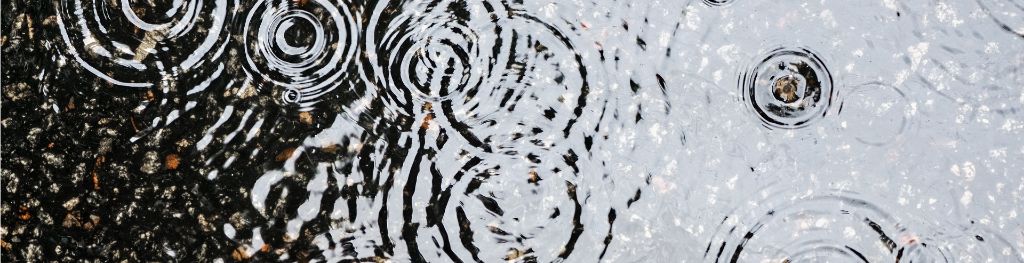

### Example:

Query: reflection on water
xmin=2 ymin=0 xmax=1023 ymax=261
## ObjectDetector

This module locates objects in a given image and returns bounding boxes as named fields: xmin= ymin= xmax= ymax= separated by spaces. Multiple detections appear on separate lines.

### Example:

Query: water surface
xmin=2 ymin=0 xmax=1023 ymax=261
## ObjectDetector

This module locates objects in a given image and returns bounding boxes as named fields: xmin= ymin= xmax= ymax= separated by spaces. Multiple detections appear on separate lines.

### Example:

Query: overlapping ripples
xmin=23 ymin=0 xmax=1023 ymax=261
xmin=55 ymin=0 xmax=237 ymax=144
xmin=221 ymin=0 xmax=603 ymax=260
xmin=364 ymin=0 xmax=590 ymax=150
xmin=351 ymin=0 xmax=597 ymax=261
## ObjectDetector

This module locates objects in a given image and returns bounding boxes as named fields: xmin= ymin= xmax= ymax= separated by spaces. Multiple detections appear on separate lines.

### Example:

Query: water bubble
xmin=739 ymin=47 xmax=834 ymax=129
xmin=242 ymin=0 xmax=359 ymax=108
xmin=281 ymin=87 xmax=302 ymax=104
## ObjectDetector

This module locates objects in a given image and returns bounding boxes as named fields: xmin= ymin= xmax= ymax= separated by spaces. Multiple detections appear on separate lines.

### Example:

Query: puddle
xmin=2 ymin=0 xmax=1023 ymax=261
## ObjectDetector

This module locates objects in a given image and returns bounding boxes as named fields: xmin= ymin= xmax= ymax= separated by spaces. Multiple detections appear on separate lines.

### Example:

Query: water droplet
xmin=281 ymin=88 xmax=302 ymax=104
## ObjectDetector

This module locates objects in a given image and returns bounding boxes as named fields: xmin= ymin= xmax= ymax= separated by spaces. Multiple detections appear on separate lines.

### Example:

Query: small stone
xmin=231 ymin=246 xmax=249 ymax=261
xmin=298 ymin=112 xmax=313 ymax=125
xmin=140 ymin=151 xmax=160 ymax=174
xmin=42 ymin=152 xmax=63 ymax=166
xmin=528 ymin=170 xmax=541 ymax=185
xmin=62 ymin=212 xmax=81 ymax=228
xmin=134 ymin=30 xmax=167 ymax=62
xmin=773 ymin=75 xmax=801 ymax=103
xmin=62 ymin=198 xmax=79 ymax=210
xmin=2 ymin=82 xmax=29 ymax=101
xmin=505 ymin=248 xmax=523 ymax=261
xmin=82 ymin=215 xmax=100 ymax=231
xmin=95 ymin=138 xmax=112 ymax=155
xmin=322 ymin=144 xmax=338 ymax=154
xmin=176 ymin=139 xmax=191 ymax=150
xmin=276 ymin=148 xmax=295 ymax=161
xmin=197 ymin=214 xmax=214 ymax=232
xmin=165 ymin=154 xmax=180 ymax=170
xmin=421 ymin=114 xmax=434 ymax=129
xmin=236 ymin=82 xmax=257 ymax=99
xmin=17 ymin=206 xmax=31 ymax=221
xmin=91 ymin=156 xmax=105 ymax=190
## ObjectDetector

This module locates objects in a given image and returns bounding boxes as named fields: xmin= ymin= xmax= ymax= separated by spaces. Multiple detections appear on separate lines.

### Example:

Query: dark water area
xmin=2 ymin=0 xmax=1023 ymax=261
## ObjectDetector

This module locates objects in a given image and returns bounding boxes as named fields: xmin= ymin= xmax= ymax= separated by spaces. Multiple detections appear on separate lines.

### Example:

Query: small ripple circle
xmin=740 ymin=47 xmax=834 ymax=129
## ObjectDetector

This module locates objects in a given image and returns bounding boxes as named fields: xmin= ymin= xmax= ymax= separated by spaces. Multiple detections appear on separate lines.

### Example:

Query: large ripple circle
xmin=56 ymin=0 xmax=232 ymax=87
xmin=365 ymin=0 xmax=590 ymax=152
xmin=365 ymin=0 xmax=504 ymax=115
xmin=705 ymin=189 xmax=947 ymax=262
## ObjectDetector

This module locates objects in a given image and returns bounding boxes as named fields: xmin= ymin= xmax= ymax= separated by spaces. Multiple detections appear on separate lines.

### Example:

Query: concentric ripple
xmin=367 ymin=0 xmax=499 ymax=108
xmin=242 ymin=0 xmax=359 ymax=108
xmin=739 ymin=47 xmax=835 ymax=129
xmin=705 ymin=189 xmax=945 ymax=262
xmin=55 ymin=0 xmax=232 ymax=87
